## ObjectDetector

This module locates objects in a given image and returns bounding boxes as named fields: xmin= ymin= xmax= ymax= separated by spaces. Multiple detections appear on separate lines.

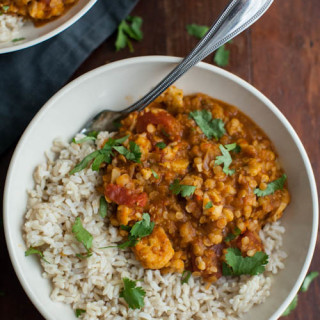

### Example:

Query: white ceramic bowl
xmin=0 ymin=0 xmax=97 ymax=54
xmin=4 ymin=56 xmax=318 ymax=320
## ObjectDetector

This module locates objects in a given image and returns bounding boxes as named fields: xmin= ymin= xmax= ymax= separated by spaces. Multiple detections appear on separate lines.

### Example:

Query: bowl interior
xmin=4 ymin=56 xmax=318 ymax=320
xmin=0 ymin=0 xmax=96 ymax=53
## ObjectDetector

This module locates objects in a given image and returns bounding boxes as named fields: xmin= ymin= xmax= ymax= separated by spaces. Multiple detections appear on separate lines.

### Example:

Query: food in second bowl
xmin=23 ymin=86 xmax=290 ymax=319
xmin=0 ymin=1 xmax=78 ymax=42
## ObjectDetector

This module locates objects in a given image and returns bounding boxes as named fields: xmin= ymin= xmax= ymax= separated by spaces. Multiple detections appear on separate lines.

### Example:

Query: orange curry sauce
xmin=102 ymin=87 xmax=290 ymax=282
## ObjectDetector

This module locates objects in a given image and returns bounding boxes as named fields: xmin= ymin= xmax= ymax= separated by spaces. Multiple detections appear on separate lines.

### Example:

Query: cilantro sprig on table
xmin=186 ymin=23 xmax=232 ymax=67
xmin=254 ymin=174 xmax=287 ymax=197
xmin=115 ymin=16 xmax=143 ymax=52
xmin=282 ymin=271 xmax=319 ymax=317
xmin=72 ymin=217 xmax=93 ymax=259
xmin=102 ymin=213 xmax=154 ymax=250
xmin=189 ymin=109 xmax=225 ymax=140
xmin=222 ymin=248 xmax=268 ymax=276
xmin=120 ymin=278 xmax=146 ymax=309
xmin=215 ymin=144 xmax=240 ymax=176
xmin=25 ymin=247 xmax=49 ymax=263
xmin=169 ymin=179 xmax=196 ymax=198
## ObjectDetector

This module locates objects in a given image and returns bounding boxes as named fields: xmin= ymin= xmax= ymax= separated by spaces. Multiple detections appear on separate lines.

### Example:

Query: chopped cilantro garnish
xmin=25 ymin=247 xmax=49 ymax=263
xmin=115 ymin=16 xmax=143 ymax=52
xmin=120 ymin=278 xmax=146 ymax=309
xmin=222 ymin=248 xmax=268 ymax=276
xmin=12 ymin=37 xmax=25 ymax=43
xmin=215 ymin=144 xmax=235 ymax=175
xmin=75 ymin=308 xmax=86 ymax=317
xmin=72 ymin=217 xmax=93 ymax=256
xmin=113 ymin=141 xmax=141 ymax=163
xmin=254 ymin=174 xmax=287 ymax=197
xmin=224 ymin=227 xmax=241 ymax=242
xmin=169 ymin=179 xmax=196 ymax=197
xmin=181 ymin=270 xmax=192 ymax=284
xmin=225 ymin=143 xmax=241 ymax=153
xmin=156 ymin=142 xmax=166 ymax=149
xmin=72 ymin=136 xmax=96 ymax=144
xmin=99 ymin=196 xmax=108 ymax=218
xmin=189 ymin=110 xmax=225 ymax=140
xmin=69 ymin=135 xmax=130 ymax=175
xmin=186 ymin=24 xmax=209 ymax=39
xmin=205 ymin=201 xmax=213 ymax=209
xmin=151 ymin=169 xmax=159 ymax=179
xmin=282 ymin=295 xmax=298 ymax=316
xmin=104 ymin=213 xmax=154 ymax=250
xmin=300 ymin=271 xmax=319 ymax=292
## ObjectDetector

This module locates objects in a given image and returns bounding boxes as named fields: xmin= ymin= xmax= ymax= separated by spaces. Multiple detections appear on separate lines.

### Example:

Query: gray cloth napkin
xmin=0 ymin=0 xmax=138 ymax=154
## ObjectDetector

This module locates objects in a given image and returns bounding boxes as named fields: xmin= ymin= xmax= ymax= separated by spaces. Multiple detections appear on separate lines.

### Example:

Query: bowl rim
xmin=0 ymin=0 xmax=97 ymax=54
xmin=4 ymin=55 xmax=318 ymax=320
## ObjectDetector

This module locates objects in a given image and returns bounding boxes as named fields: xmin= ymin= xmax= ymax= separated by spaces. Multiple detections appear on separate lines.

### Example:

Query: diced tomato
xmin=104 ymin=184 xmax=148 ymax=207
xmin=136 ymin=110 xmax=182 ymax=140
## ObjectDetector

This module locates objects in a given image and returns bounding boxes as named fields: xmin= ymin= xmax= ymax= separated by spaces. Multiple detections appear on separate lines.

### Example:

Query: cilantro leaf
xmin=25 ymin=247 xmax=49 ymax=263
xmin=225 ymin=143 xmax=241 ymax=153
xmin=111 ymin=213 xmax=154 ymax=250
xmin=99 ymin=196 xmax=108 ymax=218
xmin=130 ymin=213 xmax=155 ymax=238
xmin=151 ymin=169 xmax=159 ymax=179
xmin=186 ymin=24 xmax=209 ymax=39
xmin=215 ymin=144 xmax=235 ymax=175
xmin=120 ymin=278 xmax=146 ymax=309
xmin=205 ymin=201 xmax=213 ymax=209
xmin=75 ymin=309 xmax=86 ymax=317
xmin=254 ymin=174 xmax=287 ymax=197
xmin=181 ymin=270 xmax=192 ymax=284
xmin=189 ymin=110 xmax=225 ymax=140
xmin=115 ymin=16 xmax=143 ymax=52
xmin=224 ymin=227 xmax=241 ymax=242
xmin=156 ymin=142 xmax=166 ymax=149
xmin=12 ymin=37 xmax=25 ymax=43
xmin=214 ymin=44 xmax=230 ymax=67
xmin=113 ymin=141 xmax=142 ymax=163
xmin=72 ymin=136 xmax=96 ymax=144
xmin=72 ymin=217 xmax=93 ymax=252
xmin=76 ymin=252 xmax=93 ymax=259
xmin=169 ymin=179 xmax=196 ymax=197
xmin=69 ymin=135 xmax=129 ymax=175
xmin=282 ymin=295 xmax=298 ymax=316
xmin=222 ymin=248 xmax=268 ymax=276
xmin=300 ymin=271 xmax=319 ymax=292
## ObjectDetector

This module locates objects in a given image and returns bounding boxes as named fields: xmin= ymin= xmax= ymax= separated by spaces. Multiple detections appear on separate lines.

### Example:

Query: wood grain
xmin=1 ymin=0 xmax=319 ymax=319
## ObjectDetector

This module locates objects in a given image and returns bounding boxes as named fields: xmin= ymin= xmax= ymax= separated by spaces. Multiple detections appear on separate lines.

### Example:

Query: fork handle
xmin=124 ymin=0 xmax=273 ymax=114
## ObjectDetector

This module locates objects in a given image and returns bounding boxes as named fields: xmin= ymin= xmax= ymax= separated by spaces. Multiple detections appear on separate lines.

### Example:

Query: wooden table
xmin=0 ymin=0 xmax=319 ymax=319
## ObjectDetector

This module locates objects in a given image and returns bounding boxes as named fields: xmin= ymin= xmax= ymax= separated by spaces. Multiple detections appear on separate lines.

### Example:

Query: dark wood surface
xmin=1 ymin=0 xmax=319 ymax=319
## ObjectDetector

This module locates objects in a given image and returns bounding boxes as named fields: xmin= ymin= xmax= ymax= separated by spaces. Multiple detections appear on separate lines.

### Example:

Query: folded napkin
xmin=0 ymin=0 xmax=138 ymax=155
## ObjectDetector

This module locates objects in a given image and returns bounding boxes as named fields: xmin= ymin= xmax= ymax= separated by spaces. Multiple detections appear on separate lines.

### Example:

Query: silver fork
xmin=80 ymin=0 xmax=273 ymax=134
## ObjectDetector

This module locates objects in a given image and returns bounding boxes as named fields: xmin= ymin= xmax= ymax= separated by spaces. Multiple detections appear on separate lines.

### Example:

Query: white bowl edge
xmin=3 ymin=56 xmax=318 ymax=320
